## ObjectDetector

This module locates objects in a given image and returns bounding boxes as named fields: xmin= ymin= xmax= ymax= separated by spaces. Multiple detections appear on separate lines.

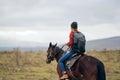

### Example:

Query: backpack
xmin=73 ymin=32 xmax=86 ymax=53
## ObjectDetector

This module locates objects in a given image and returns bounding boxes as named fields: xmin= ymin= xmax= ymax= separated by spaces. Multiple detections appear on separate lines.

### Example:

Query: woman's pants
xmin=58 ymin=50 xmax=74 ymax=73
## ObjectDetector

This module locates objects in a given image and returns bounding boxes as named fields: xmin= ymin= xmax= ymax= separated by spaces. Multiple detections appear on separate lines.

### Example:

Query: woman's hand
xmin=63 ymin=44 xmax=67 ymax=47
xmin=61 ymin=44 xmax=67 ymax=49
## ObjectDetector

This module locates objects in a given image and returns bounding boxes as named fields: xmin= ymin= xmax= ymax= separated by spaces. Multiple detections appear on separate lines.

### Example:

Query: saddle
xmin=65 ymin=53 xmax=81 ymax=70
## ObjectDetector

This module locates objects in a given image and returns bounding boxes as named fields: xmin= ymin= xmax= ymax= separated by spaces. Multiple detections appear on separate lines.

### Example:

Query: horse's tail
xmin=97 ymin=61 xmax=106 ymax=80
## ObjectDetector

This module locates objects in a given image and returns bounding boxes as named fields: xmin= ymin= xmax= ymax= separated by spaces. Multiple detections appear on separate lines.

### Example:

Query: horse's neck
xmin=55 ymin=47 xmax=64 ymax=62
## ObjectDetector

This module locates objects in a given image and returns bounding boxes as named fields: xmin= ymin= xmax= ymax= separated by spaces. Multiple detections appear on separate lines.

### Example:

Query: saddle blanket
xmin=66 ymin=54 xmax=81 ymax=69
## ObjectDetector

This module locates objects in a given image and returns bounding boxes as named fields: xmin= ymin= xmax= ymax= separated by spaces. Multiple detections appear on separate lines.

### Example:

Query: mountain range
xmin=0 ymin=36 xmax=120 ymax=51
xmin=86 ymin=36 xmax=120 ymax=50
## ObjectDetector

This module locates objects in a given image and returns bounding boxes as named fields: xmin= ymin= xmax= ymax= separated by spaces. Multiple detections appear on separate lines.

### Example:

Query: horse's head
xmin=46 ymin=42 xmax=57 ymax=64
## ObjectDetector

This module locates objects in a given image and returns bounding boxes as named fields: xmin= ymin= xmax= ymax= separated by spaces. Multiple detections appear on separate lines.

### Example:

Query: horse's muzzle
xmin=46 ymin=59 xmax=51 ymax=64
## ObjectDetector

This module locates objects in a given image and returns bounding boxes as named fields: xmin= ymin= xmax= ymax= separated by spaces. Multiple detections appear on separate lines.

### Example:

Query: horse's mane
xmin=55 ymin=46 xmax=64 ymax=54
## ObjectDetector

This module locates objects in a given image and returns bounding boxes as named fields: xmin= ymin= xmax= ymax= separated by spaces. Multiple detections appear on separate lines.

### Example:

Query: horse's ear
xmin=54 ymin=43 xmax=57 ymax=47
xmin=49 ymin=42 xmax=52 ymax=47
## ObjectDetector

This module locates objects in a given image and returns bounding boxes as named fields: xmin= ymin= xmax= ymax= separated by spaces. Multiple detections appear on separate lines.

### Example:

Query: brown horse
xmin=46 ymin=43 xmax=106 ymax=80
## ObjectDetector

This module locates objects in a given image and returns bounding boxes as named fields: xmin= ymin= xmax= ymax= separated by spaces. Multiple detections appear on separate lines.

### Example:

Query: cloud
xmin=82 ymin=23 xmax=120 ymax=40
xmin=0 ymin=29 xmax=69 ymax=47
xmin=0 ymin=0 xmax=120 ymax=27
xmin=0 ymin=0 xmax=120 ymax=47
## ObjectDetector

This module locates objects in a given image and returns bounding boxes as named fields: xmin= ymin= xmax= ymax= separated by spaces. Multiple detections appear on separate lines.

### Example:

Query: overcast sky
xmin=0 ymin=0 xmax=120 ymax=47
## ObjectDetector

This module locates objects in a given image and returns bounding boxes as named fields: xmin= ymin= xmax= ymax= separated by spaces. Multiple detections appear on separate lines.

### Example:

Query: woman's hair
xmin=71 ymin=22 xmax=78 ymax=29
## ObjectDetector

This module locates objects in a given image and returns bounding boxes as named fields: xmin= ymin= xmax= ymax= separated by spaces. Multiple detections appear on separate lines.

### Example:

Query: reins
xmin=51 ymin=46 xmax=64 ymax=59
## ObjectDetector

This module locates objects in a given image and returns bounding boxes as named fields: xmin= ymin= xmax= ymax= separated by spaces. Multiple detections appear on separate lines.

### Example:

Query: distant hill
xmin=0 ymin=36 xmax=120 ymax=51
xmin=0 ymin=46 xmax=47 ymax=52
xmin=86 ymin=36 xmax=120 ymax=51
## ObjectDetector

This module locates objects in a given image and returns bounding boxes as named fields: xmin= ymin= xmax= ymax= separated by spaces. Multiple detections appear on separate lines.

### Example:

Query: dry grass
xmin=0 ymin=49 xmax=120 ymax=80
xmin=87 ymin=50 xmax=120 ymax=80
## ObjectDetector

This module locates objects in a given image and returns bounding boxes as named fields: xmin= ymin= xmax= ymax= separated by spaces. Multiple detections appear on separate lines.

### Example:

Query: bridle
xmin=47 ymin=46 xmax=64 ymax=62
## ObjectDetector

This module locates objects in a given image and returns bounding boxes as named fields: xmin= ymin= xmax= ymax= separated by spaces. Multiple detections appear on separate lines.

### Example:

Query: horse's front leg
xmin=57 ymin=64 xmax=63 ymax=78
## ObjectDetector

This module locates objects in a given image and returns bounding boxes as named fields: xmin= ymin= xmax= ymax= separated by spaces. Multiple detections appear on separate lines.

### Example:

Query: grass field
xmin=0 ymin=49 xmax=120 ymax=80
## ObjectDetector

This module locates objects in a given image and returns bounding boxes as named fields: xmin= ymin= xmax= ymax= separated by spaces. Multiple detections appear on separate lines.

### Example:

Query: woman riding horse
xmin=58 ymin=22 xmax=86 ymax=79
xmin=46 ymin=21 xmax=106 ymax=80
xmin=46 ymin=43 xmax=106 ymax=80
